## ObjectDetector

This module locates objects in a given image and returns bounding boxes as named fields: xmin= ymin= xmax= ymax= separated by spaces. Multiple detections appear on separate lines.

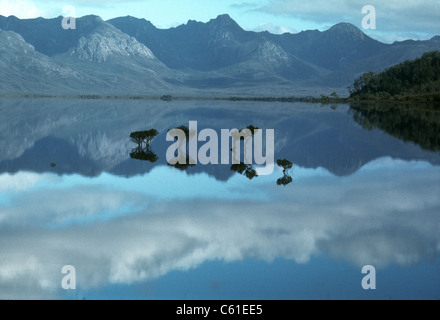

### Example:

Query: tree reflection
xmin=277 ymin=175 xmax=293 ymax=186
xmin=230 ymin=159 xmax=294 ymax=186
xmin=231 ymin=163 xmax=258 ymax=180
xmin=130 ymin=129 xmax=159 ymax=163
xmin=350 ymin=103 xmax=440 ymax=152
xmin=129 ymin=127 xmax=294 ymax=186
xmin=130 ymin=148 xmax=159 ymax=163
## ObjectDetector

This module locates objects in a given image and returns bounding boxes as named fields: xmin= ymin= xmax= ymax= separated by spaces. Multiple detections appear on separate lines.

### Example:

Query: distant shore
xmin=0 ymin=93 xmax=439 ymax=105
xmin=0 ymin=93 xmax=310 ymax=102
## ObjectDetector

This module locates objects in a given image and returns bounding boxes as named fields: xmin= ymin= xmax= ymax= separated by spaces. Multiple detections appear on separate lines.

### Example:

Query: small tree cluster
xmin=130 ymin=129 xmax=159 ymax=148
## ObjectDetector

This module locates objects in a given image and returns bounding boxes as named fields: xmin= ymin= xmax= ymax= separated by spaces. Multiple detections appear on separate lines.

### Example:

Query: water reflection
xmin=0 ymin=159 xmax=439 ymax=299
xmin=231 ymin=162 xmax=258 ymax=180
xmin=130 ymin=126 xmax=293 ymax=185
xmin=1 ymin=99 xmax=439 ymax=178
xmin=0 ymin=99 xmax=439 ymax=299
xmin=130 ymin=148 xmax=159 ymax=163
xmin=350 ymin=103 xmax=440 ymax=152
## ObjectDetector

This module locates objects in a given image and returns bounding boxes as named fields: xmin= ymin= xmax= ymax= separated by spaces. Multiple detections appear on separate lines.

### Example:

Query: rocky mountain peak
xmin=209 ymin=14 xmax=242 ymax=30
xmin=212 ymin=14 xmax=234 ymax=23
xmin=119 ymin=16 xmax=155 ymax=28
xmin=258 ymin=41 xmax=289 ymax=66
xmin=69 ymin=23 xmax=156 ymax=63
xmin=0 ymin=29 xmax=35 ymax=53
xmin=79 ymin=15 xmax=104 ymax=25
xmin=327 ymin=22 xmax=366 ymax=40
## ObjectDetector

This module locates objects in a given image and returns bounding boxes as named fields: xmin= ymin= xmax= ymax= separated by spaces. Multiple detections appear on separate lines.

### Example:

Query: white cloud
xmin=258 ymin=0 xmax=440 ymax=38
xmin=0 ymin=172 xmax=46 ymax=192
xmin=252 ymin=22 xmax=296 ymax=34
xmin=0 ymin=159 xmax=439 ymax=299
xmin=0 ymin=0 xmax=44 ymax=18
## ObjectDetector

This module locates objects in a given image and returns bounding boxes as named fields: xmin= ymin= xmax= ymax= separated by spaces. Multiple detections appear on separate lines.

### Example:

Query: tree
xmin=129 ymin=129 xmax=159 ymax=163
xmin=276 ymin=159 xmax=293 ymax=186
xmin=130 ymin=129 xmax=159 ymax=149
xmin=277 ymin=159 xmax=293 ymax=174
xmin=349 ymin=51 xmax=440 ymax=99
xmin=144 ymin=129 xmax=159 ymax=146
xmin=246 ymin=125 xmax=259 ymax=135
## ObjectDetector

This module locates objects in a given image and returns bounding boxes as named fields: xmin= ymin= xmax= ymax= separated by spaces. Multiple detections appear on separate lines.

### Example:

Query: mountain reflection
xmin=169 ymin=160 xmax=197 ymax=171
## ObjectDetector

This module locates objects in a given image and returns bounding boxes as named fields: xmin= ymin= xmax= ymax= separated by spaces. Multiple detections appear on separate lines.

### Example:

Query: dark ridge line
xmin=0 ymin=93 xmax=309 ymax=102
xmin=1 ymin=93 xmax=438 ymax=106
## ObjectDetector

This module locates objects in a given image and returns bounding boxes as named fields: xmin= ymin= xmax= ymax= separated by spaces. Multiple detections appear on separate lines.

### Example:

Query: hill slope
xmin=349 ymin=51 xmax=440 ymax=99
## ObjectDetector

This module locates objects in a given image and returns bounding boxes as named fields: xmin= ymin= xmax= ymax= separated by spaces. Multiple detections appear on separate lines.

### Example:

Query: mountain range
xmin=1 ymin=14 xmax=439 ymax=96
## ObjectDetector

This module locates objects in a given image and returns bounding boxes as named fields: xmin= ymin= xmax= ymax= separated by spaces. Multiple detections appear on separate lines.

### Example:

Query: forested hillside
xmin=349 ymin=51 xmax=440 ymax=101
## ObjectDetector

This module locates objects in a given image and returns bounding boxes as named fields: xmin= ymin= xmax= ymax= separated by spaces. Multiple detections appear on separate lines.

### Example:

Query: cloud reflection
xmin=0 ymin=158 xmax=439 ymax=299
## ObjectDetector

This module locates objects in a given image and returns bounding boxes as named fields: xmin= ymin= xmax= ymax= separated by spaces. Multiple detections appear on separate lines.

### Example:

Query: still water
xmin=0 ymin=98 xmax=439 ymax=300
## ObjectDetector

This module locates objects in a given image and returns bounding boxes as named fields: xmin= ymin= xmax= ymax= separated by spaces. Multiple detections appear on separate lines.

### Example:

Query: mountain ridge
xmin=1 ymin=14 xmax=439 ymax=96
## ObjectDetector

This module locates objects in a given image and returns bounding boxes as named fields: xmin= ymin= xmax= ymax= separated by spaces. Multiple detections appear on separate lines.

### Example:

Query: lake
xmin=0 ymin=98 xmax=439 ymax=300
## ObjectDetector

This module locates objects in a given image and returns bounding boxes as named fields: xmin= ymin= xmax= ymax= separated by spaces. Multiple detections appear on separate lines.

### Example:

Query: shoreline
xmin=0 ymin=93 xmax=439 ymax=105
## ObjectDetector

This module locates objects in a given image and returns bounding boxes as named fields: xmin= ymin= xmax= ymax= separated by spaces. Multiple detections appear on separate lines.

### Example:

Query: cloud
xmin=0 ymin=0 xmax=44 ymax=18
xmin=230 ymin=1 xmax=263 ymax=10
xmin=257 ymin=0 xmax=440 ymax=37
xmin=37 ymin=0 xmax=144 ymax=5
xmin=252 ymin=22 xmax=296 ymax=34
xmin=0 ymin=159 xmax=439 ymax=298
xmin=0 ymin=172 xmax=46 ymax=192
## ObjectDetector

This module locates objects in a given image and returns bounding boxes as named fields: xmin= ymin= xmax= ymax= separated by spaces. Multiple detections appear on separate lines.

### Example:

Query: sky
xmin=0 ymin=0 xmax=439 ymax=43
